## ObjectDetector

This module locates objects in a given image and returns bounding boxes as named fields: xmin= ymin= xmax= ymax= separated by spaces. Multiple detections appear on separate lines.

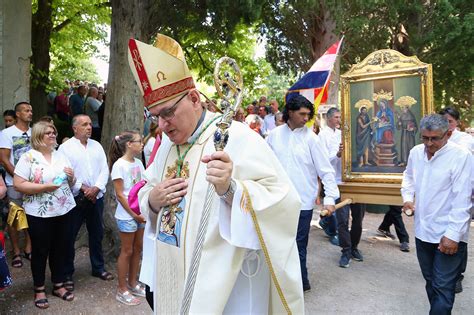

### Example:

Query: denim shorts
xmin=116 ymin=218 xmax=145 ymax=233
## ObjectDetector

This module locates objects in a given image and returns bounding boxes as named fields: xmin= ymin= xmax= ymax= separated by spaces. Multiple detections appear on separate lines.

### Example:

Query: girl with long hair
xmin=108 ymin=130 xmax=146 ymax=306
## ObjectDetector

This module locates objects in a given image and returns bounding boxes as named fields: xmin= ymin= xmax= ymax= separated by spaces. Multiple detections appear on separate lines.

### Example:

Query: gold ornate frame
xmin=341 ymin=49 xmax=434 ymax=184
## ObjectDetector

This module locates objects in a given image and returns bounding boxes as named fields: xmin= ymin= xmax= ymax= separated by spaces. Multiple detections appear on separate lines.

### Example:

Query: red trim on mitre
xmin=143 ymin=77 xmax=195 ymax=108
xmin=128 ymin=39 xmax=153 ymax=96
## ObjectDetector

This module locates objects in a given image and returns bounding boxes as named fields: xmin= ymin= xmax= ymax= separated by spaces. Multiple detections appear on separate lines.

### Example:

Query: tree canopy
xmin=260 ymin=0 xmax=473 ymax=124
xmin=31 ymin=0 xmax=110 ymax=117
xmin=46 ymin=0 xmax=110 ymax=89
xmin=30 ymin=0 xmax=472 ymax=124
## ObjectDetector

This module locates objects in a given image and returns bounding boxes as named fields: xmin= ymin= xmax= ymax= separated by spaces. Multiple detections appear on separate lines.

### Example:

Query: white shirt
xmin=318 ymin=126 xmax=342 ymax=183
xmin=401 ymin=143 xmax=472 ymax=243
xmin=450 ymin=129 xmax=473 ymax=153
xmin=449 ymin=129 xmax=474 ymax=195
xmin=263 ymin=113 xmax=276 ymax=134
xmin=111 ymin=157 xmax=145 ymax=220
xmin=267 ymin=124 xmax=339 ymax=209
xmin=143 ymin=137 xmax=156 ymax=165
xmin=0 ymin=125 xmax=32 ymax=185
xmin=58 ymin=137 xmax=109 ymax=197
xmin=14 ymin=150 xmax=76 ymax=217
xmin=245 ymin=114 xmax=264 ymax=129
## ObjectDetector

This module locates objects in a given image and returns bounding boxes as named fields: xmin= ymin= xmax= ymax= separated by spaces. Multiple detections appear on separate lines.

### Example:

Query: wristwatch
xmin=219 ymin=179 xmax=236 ymax=200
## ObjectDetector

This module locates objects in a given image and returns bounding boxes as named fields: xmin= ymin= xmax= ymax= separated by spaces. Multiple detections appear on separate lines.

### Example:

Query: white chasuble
xmin=138 ymin=111 xmax=305 ymax=314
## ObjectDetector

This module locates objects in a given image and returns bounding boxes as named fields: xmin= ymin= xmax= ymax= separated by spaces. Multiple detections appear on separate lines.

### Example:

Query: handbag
xmin=128 ymin=180 xmax=146 ymax=215
xmin=127 ymin=135 xmax=161 ymax=215
xmin=7 ymin=202 xmax=28 ymax=231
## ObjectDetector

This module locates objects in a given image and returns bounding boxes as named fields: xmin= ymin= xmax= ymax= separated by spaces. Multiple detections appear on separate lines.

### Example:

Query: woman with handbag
xmin=13 ymin=121 xmax=76 ymax=309
xmin=108 ymin=130 xmax=146 ymax=306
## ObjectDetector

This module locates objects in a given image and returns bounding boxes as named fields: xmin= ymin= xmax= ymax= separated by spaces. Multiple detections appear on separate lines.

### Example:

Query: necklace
xmin=160 ymin=114 xmax=221 ymax=246
xmin=166 ymin=114 xmax=221 ymax=179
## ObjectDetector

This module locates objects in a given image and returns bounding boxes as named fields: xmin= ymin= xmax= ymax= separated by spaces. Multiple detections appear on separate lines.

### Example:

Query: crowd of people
xmin=0 ymin=103 xmax=115 ymax=308
xmin=46 ymin=80 xmax=107 ymax=142
xmin=0 ymin=33 xmax=472 ymax=315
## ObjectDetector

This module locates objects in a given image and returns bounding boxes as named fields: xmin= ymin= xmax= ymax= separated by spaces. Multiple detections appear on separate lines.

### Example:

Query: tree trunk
xmin=308 ymin=3 xmax=337 ymax=68
xmin=30 ymin=0 xmax=53 ymax=120
xmin=101 ymin=0 xmax=155 ymax=259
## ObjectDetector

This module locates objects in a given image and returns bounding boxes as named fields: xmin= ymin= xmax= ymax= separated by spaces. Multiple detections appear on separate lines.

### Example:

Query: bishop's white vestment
xmin=139 ymin=111 xmax=304 ymax=314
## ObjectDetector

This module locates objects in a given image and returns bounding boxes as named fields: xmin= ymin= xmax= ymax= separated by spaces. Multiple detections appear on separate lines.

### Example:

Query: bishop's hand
xmin=201 ymin=151 xmax=233 ymax=196
xmin=149 ymin=177 xmax=188 ymax=210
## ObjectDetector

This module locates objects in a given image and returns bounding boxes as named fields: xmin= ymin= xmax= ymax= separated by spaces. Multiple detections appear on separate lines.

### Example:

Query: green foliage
xmin=261 ymin=0 xmax=473 ymax=125
xmin=48 ymin=58 xmax=102 ymax=92
xmin=32 ymin=0 xmax=110 ymax=92
xmin=144 ymin=1 xmax=285 ymax=107
xmin=178 ymin=23 xmax=292 ymax=108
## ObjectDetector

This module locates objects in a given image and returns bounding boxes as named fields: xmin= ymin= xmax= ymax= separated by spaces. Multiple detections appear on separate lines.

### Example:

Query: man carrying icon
xmin=401 ymin=113 xmax=471 ymax=314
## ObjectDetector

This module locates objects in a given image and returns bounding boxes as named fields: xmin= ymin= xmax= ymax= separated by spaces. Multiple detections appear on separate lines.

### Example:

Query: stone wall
xmin=0 ymin=0 xmax=31 ymax=124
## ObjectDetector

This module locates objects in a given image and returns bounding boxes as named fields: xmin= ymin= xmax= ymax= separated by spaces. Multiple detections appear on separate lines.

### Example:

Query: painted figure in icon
xmin=375 ymin=99 xmax=395 ymax=144
xmin=396 ymin=105 xmax=417 ymax=166
xmin=356 ymin=106 xmax=373 ymax=167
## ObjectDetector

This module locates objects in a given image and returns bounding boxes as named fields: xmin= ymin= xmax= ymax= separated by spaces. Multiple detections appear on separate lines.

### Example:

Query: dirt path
xmin=1 ymin=212 xmax=473 ymax=314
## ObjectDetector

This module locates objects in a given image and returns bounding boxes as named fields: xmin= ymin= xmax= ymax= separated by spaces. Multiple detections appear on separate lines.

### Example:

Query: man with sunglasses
xmin=128 ymin=35 xmax=303 ymax=314
xmin=401 ymin=114 xmax=472 ymax=314
xmin=0 ymin=102 xmax=33 ymax=268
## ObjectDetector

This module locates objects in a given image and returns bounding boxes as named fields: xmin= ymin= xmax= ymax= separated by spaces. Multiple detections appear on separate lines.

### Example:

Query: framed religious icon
xmin=340 ymin=49 xmax=434 ymax=185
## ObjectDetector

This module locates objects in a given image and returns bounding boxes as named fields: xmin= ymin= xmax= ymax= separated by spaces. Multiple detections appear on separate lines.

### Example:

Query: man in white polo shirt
xmin=401 ymin=114 xmax=471 ymax=314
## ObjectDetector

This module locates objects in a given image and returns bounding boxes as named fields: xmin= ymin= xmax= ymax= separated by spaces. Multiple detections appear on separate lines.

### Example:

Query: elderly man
xmin=128 ymin=35 xmax=303 ymax=314
xmin=244 ymin=103 xmax=264 ymax=136
xmin=267 ymin=95 xmax=339 ymax=291
xmin=401 ymin=114 xmax=472 ymax=314
xmin=58 ymin=114 xmax=112 ymax=290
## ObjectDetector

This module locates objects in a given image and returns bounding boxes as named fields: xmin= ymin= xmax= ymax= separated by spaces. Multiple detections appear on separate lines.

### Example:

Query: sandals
xmin=116 ymin=290 xmax=141 ymax=306
xmin=64 ymin=279 xmax=74 ymax=292
xmin=12 ymin=254 xmax=23 ymax=268
xmin=34 ymin=287 xmax=49 ymax=309
xmin=128 ymin=283 xmax=146 ymax=297
xmin=23 ymin=251 xmax=32 ymax=261
xmin=93 ymin=271 xmax=114 ymax=281
xmin=52 ymin=284 xmax=74 ymax=301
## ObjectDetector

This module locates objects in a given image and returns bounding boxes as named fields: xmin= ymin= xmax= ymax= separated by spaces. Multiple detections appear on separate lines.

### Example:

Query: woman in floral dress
xmin=13 ymin=121 xmax=76 ymax=309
